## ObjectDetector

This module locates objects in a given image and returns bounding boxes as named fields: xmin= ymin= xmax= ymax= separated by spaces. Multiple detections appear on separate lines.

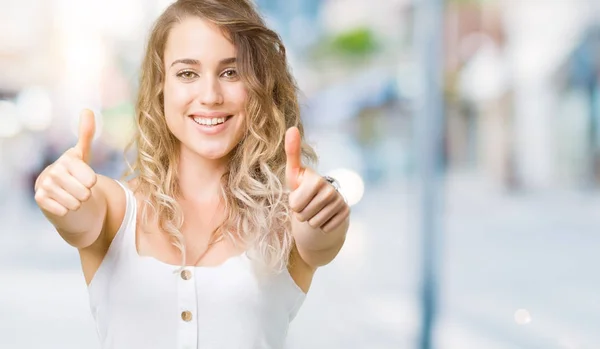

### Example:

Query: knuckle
xmin=288 ymin=197 xmax=300 ymax=212
xmin=41 ymin=177 xmax=54 ymax=189
xmin=65 ymin=199 xmax=80 ymax=211
xmin=48 ymin=165 xmax=64 ymax=178
xmin=316 ymin=178 xmax=328 ymax=190
xmin=293 ymin=210 xmax=303 ymax=221
xmin=56 ymin=207 xmax=69 ymax=217
xmin=57 ymin=153 xmax=71 ymax=164
xmin=34 ymin=190 xmax=45 ymax=203
xmin=81 ymin=189 xmax=92 ymax=202
xmin=319 ymin=176 xmax=331 ymax=187
xmin=88 ymin=173 xmax=98 ymax=187
xmin=79 ymin=171 xmax=96 ymax=189
xmin=36 ymin=170 xmax=51 ymax=185
xmin=325 ymin=187 xmax=337 ymax=200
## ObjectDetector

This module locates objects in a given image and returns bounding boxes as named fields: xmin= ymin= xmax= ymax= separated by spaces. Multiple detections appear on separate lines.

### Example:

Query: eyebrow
xmin=170 ymin=57 xmax=236 ymax=68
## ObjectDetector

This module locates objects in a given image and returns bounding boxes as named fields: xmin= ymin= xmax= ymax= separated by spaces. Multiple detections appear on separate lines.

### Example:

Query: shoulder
xmin=78 ymin=175 xmax=130 ymax=285
xmin=97 ymin=175 xmax=130 ymax=243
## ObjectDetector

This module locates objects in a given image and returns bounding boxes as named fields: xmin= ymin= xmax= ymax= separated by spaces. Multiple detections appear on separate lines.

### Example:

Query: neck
xmin=176 ymin=145 xmax=229 ymax=204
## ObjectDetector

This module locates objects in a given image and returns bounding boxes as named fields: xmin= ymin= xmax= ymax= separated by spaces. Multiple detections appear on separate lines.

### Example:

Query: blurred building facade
xmin=1 ymin=1 xmax=600 ymax=194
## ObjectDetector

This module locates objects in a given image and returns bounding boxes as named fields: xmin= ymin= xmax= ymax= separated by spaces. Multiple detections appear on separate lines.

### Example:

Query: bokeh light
xmin=514 ymin=309 xmax=532 ymax=325
xmin=16 ymin=86 xmax=53 ymax=132
xmin=326 ymin=168 xmax=365 ymax=206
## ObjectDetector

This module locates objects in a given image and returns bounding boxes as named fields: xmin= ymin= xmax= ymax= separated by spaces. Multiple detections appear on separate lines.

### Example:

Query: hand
xmin=285 ymin=127 xmax=349 ymax=233
xmin=34 ymin=109 xmax=98 ymax=217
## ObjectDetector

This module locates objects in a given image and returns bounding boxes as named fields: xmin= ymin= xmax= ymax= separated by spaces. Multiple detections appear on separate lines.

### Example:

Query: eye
xmin=221 ymin=68 xmax=239 ymax=80
xmin=176 ymin=70 xmax=198 ymax=80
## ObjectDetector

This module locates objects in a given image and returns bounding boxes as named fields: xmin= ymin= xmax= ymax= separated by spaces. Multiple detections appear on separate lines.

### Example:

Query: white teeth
xmin=193 ymin=116 xmax=227 ymax=126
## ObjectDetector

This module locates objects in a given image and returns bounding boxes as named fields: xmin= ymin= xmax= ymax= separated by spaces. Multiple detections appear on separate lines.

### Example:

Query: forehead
xmin=164 ymin=17 xmax=236 ymax=65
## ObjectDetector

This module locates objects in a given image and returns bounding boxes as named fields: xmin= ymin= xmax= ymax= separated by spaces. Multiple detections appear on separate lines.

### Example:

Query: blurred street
xmin=2 ymin=172 xmax=599 ymax=349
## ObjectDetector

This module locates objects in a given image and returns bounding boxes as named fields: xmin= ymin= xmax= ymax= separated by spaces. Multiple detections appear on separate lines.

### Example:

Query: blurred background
xmin=1 ymin=0 xmax=600 ymax=348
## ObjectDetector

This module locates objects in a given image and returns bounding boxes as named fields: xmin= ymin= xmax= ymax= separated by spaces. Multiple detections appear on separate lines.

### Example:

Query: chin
xmin=190 ymin=143 xmax=236 ymax=161
xmin=199 ymin=150 xmax=231 ymax=160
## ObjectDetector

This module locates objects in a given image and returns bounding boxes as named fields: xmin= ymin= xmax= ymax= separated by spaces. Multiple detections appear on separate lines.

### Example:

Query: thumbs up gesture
xmin=34 ymin=109 xmax=98 ymax=217
xmin=285 ymin=127 xmax=349 ymax=234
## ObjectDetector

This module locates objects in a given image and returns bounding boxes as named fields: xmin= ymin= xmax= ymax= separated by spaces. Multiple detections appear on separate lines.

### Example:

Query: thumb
xmin=285 ymin=127 xmax=303 ymax=190
xmin=74 ymin=109 xmax=96 ymax=163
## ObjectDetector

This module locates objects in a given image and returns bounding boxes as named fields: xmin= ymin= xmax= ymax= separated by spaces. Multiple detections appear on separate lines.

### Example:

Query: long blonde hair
xmin=124 ymin=0 xmax=317 ymax=271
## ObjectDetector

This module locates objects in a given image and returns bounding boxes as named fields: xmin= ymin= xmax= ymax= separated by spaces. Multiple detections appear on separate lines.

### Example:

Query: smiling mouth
xmin=191 ymin=115 xmax=233 ymax=126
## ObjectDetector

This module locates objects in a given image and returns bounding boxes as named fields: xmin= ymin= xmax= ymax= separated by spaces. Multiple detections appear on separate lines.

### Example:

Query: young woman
xmin=33 ymin=0 xmax=350 ymax=348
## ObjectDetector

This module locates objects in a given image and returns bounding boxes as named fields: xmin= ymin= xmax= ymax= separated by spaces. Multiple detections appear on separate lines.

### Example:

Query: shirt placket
xmin=178 ymin=268 xmax=198 ymax=349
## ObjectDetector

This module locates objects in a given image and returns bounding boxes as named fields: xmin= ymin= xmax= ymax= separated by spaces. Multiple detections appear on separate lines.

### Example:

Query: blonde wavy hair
xmin=124 ymin=0 xmax=317 ymax=272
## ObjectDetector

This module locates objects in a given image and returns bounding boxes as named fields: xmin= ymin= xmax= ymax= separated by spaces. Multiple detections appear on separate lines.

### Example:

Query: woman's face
xmin=163 ymin=17 xmax=247 ymax=161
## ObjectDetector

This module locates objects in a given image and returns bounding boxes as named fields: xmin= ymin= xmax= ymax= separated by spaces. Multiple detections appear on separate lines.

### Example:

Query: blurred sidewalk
xmin=1 ymin=172 xmax=600 ymax=348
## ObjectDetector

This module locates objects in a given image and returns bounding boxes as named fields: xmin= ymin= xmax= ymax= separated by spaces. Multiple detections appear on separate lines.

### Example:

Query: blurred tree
xmin=311 ymin=27 xmax=379 ymax=61
xmin=329 ymin=27 xmax=378 ymax=56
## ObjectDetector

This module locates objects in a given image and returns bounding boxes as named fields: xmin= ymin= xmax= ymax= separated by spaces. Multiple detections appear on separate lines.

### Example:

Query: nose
xmin=198 ymin=75 xmax=223 ymax=106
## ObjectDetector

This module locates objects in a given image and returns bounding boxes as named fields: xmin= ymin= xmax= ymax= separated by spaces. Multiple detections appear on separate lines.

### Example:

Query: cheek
xmin=164 ymin=79 xmax=194 ymax=112
xmin=228 ymin=86 xmax=248 ymax=134
xmin=224 ymin=83 xmax=248 ymax=111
